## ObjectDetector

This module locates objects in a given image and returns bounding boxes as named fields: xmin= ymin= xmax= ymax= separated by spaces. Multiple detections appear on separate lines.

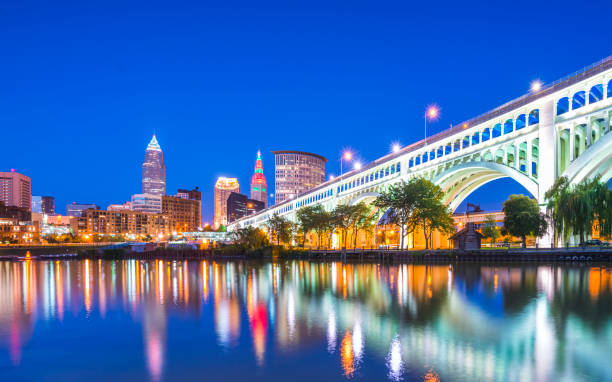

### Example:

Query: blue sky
xmin=1 ymin=0 xmax=611 ymax=223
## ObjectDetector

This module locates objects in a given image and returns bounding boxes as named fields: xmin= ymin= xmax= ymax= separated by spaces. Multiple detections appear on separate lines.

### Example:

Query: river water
xmin=0 ymin=259 xmax=611 ymax=381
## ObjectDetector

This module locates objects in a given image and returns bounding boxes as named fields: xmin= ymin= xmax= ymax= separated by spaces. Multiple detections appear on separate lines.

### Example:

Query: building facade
xmin=0 ymin=170 xmax=31 ymax=210
xmin=176 ymin=187 xmax=202 ymax=226
xmin=107 ymin=202 xmax=132 ymax=211
xmin=272 ymin=151 xmax=327 ymax=204
xmin=250 ymin=151 xmax=268 ymax=207
xmin=213 ymin=177 xmax=239 ymax=229
xmin=66 ymin=202 xmax=99 ymax=217
xmin=162 ymin=195 xmax=200 ymax=233
xmin=32 ymin=196 xmax=55 ymax=215
xmin=131 ymin=194 xmax=162 ymax=214
xmin=142 ymin=135 xmax=166 ymax=196
xmin=78 ymin=209 xmax=168 ymax=236
xmin=227 ymin=192 xmax=265 ymax=223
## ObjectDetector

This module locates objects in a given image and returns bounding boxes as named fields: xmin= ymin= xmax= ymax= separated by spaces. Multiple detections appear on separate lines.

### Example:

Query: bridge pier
xmin=537 ymin=99 xmax=556 ymax=247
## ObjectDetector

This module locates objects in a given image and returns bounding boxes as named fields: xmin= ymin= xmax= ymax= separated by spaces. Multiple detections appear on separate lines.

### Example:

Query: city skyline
xmin=2 ymin=2 xmax=611 ymax=223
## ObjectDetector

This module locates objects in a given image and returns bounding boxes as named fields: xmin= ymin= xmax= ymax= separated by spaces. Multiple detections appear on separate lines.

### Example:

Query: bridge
xmin=228 ymin=57 xmax=612 ymax=247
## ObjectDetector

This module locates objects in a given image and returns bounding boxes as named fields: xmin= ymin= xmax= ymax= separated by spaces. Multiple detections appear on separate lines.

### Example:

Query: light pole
xmin=424 ymin=105 xmax=439 ymax=146
xmin=340 ymin=151 xmax=352 ymax=176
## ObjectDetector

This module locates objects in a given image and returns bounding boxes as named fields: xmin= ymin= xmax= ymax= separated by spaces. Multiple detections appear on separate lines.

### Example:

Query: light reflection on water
xmin=0 ymin=260 xmax=611 ymax=381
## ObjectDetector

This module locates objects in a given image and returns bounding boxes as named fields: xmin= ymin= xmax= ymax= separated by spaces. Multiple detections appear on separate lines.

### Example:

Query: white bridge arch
xmin=228 ymin=57 xmax=612 ymax=246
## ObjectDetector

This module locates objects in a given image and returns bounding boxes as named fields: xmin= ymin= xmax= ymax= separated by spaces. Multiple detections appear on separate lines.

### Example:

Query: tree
xmin=296 ymin=205 xmax=320 ymax=248
xmin=481 ymin=215 xmax=501 ymax=246
xmin=345 ymin=202 xmax=378 ymax=249
xmin=331 ymin=204 xmax=354 ymax=249
xmin=416 ymin=195 xmax=455 ymax=250
xmin=545 ymin=176 xmax=571 ymax=246
xmin=231 ymin=226 xmax=269 ymax=250
xmin=374 ymin=178 xmax=423 ymax=249
xmin=376 ymin=178 xmax=454 ymax=250
xmin=502 ymin=194 xmax=548 ymax=248
xmin=266 ymin=213 xmax=292 ymax=246
xmin=545 ymin=175 xmax=612 ymax=244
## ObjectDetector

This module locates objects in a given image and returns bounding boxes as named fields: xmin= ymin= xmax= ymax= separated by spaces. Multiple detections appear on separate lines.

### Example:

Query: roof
xmin=271 ymin=150 xmax=328 ymax=162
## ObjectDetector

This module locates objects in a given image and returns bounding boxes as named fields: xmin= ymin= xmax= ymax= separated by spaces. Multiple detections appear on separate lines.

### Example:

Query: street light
xmin=354 ymin=161 xmax=362 ymax=170
xmin=424 ymin=105 xmax=439 ymax=145
xmin=392 ymin=143 xmax=401 ymax=153
xmin=340 ymin=151 xmax=353 ymax=176
xmin=530 ymin=80 xmax=542 ymax=92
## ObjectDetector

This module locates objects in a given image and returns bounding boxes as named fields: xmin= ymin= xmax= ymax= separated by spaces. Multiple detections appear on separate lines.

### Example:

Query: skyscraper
xmin=32 ymin=196 xmax=55 ymax=215
xmin=213 ymin=177 xmax=239 ymax=229
xmin=250 ymin=151 xmax=268 ymax=208
xmin=0 ymin=170 xmax=31 ymax=210
xmin=142 ymin=135 xmax=166 ymax=196
xmin=227 ymin=192 xmax=265 ymax=223
xmin=272 ymin=151 xmax=327 ymax=204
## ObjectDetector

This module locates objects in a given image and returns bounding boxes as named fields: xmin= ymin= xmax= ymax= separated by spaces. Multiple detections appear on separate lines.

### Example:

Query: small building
xmin=451 ymin=222 xmax=483 ymax=250
xmin=227 ymin=192 xmax=265 ymax=223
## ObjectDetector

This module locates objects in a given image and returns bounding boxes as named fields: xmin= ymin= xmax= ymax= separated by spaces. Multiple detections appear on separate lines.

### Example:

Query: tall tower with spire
xmin=142 ymin=134 xmax=166 ymax=196
xmin=250 ymin=151 xmax=267 ymax=207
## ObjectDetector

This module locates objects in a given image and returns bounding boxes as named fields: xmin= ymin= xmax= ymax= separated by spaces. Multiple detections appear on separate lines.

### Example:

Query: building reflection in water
xmin=0 ymin=260 xmax=612 ymax=381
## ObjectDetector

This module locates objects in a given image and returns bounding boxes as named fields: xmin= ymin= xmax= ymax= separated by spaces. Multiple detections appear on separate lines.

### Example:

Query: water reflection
xmin=0 ymin=260 xmax=611 ymax=381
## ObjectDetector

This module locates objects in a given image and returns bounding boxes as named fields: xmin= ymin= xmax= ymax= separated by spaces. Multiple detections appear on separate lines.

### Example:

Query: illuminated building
xmin=250 ymin=151 xmax=267 ymax=208
xmin=78 ymin=209 xmax=168 ymax=236
xmin=0 ymin=201 xmax=31 ymax=222
xmin=107 ymin=202 xmax=132 ymax=211
xmin=142 ymin=135 xmax=166 ymax=196
xmin=0 ymin=202 xmax=39 ymax=243
xmin=31 ymin=213 xmax=78 ymax=236
xmin=0 ymin=170 xmax=31 ymax=210
xmin=272 ymin=150 xmax=326 ymax=203
xmin=31 ymin=196 xmax=54 ymax=215
xmin=162 ymin=195 xmax=200 ymax=233
xmin=213 ymin=177 xmax=239 ymax=229
xmin=66 ymin=202 xmax=99 ymax=217
xmin=176 ymin=187 xmax=202 ymax=227
xmin=226 ymin=192 xmax=265 ymax=223
xmin=131 ymin=194 xmax=162 ymax=214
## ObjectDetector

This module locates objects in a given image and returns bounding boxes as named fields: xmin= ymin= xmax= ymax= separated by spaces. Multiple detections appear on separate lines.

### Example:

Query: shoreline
xmin=2 ymin=246 xmax=612 ymax=263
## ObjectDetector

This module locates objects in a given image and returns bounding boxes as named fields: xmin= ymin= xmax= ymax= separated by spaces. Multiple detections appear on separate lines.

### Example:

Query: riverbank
xmin=2 ymin=245 xmax=612 ymax=263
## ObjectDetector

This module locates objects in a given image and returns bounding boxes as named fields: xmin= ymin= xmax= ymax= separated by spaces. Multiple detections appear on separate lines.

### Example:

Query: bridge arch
xmin=563 ymin=130 xmax=612 ymax=185
xmin=348 ymin=192 xmax=381 ymax=206
xmin=432 ymin=161 xmax=539 ymax=212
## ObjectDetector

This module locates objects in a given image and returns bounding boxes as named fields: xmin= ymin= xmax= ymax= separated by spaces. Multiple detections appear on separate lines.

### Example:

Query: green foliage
xmin=481 ymin=215 xmax=501 ymax=245
xmin=374 ymin=177 xmax=454 ymax=249
xmin=502 ymin=194 xmax=548 ymax=247
xmin=545 ymin=175 xmax=612 ymax=243
xmin=296 ymin=205 xmax=334 ymax=248
xmin=266 ymin=213 xmax=293 ymax=246
xmin=230 ymin=226 xmax=269 ymax=251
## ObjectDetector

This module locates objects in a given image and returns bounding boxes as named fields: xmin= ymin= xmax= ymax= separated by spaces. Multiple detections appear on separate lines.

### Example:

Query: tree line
xmin=233 ymin=177 xmax=456 ymax=250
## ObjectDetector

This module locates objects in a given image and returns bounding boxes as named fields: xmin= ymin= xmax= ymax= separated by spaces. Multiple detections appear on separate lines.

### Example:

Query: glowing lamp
xmin=530 ymin=80 xmax=542 ymax=92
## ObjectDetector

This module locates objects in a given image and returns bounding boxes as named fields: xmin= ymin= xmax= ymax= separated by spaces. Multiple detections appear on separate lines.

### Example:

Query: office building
xmin=78 ymin=209 xmax=168 ymax=236
xmin=131 ymin=194 xmax=162 ymax=214
xmin=162 ymin=195 xmax=201 ymax=233
xmin=0 ymin=170 xmax=31 ymax=210
xmin=272 ymin=150 xmax=326 ymax=204
xmin=66 ymin=202 xmax=99 ymax=217
xmin=32 ymin=195 xmax=55 ymax=215
xmin=142 ymin=134 xmax=166 ymax=196
xmin=213 ymin=177 xmax=239 ymax=229
xmin=176 ymin=187 xmax=202 ymax=226
xmin=227 ymin=192 xmax=265 ymax=223
xmin=250 ymin=151 xmax=268 ymax=208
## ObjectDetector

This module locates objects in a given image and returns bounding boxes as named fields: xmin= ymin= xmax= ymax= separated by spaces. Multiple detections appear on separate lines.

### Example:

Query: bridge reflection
xmin=0 ymin=260 xmax=611 ymax=381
